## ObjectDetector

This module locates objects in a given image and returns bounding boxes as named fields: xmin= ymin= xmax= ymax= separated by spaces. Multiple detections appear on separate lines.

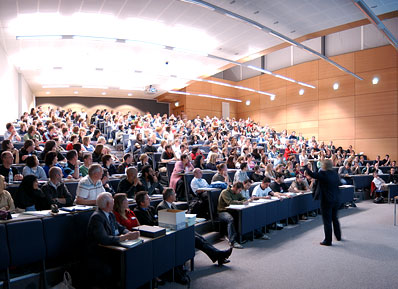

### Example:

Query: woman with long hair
xmin=113 ymin=193 xmax=140 ymax=230
xmin=15 ymin=175 xmax=52 ymax=211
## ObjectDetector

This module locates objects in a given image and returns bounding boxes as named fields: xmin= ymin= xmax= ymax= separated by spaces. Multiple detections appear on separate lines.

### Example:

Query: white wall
xmin=0 ymin=45 xmax=33 ymax=131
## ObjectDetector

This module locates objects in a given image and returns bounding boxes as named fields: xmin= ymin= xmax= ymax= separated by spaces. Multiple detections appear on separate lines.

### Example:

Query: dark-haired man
xmin=217 ymin=182 xmax=248 ymax=249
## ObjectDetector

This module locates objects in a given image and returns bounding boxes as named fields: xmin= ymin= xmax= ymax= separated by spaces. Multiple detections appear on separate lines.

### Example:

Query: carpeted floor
xmin=163 ymin=200 xmax=398 ymax=289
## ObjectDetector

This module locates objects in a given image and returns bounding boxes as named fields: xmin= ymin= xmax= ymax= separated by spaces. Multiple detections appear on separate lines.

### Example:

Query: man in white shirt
xmin=372 ymin=171 xmax=386 ymax=201
xmin=75 ymin=164 xmax=105 ymax=205
xmin=190 ymin=168 xmax=210 ymax=195
xmin=4 ymin=123 xmax=21 ymax=142
xmin=252 ymin=177 xmax=273 ymax=198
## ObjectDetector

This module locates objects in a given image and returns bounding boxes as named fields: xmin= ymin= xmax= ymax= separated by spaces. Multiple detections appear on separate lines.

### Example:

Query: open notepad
xmin=60 ymin=205 xmax=94 ymax=212
xmin=119 ymin=238 xmax=144 ymax=248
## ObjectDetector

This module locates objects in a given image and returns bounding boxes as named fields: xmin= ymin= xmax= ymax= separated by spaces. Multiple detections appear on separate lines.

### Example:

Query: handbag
xmin=50 ymin=272 xmax=75 ymax=289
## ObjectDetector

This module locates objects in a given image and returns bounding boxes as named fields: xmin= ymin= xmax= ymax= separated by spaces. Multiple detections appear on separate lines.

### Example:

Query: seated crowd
xmin=0 ymin=106 xmax=397 ymax=234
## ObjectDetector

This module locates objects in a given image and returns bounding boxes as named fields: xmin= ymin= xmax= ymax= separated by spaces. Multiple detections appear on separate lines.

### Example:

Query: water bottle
xmin=8 ymin=168 xmax=13 ymax=184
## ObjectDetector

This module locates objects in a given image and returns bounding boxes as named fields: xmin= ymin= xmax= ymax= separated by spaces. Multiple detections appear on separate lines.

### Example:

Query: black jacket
xmin=116 ymin=178 xmax=145 ymax=198
xmin=306 ymin=168 xmax=340 ymax=204
xmin=134 ymin=206 xmax=158 ymax=226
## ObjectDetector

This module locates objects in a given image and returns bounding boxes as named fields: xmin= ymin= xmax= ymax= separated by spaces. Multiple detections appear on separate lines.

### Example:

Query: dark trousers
xmin=176 ymin=178 xmax=186 ymax=201
xmin=321 ymin=201 xmax=341 ymax=244
xmin=194 ymin=232 xmax=220 ymax=262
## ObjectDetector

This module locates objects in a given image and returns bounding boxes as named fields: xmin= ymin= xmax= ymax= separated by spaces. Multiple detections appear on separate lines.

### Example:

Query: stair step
xmin=201 ymin=231 xmax=223 ymax=244
xmin=194 ymin=220 xmax=213 ymax=235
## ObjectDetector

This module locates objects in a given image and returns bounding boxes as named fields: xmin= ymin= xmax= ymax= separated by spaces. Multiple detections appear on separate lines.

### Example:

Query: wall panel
xmin=286 ymin=81 xmax=318 ymax=105
xmin=260 ymin=87 xmax=286 ymax=108
xmin=355 ymin=115 xmax=398 ymax=139
xmin=286 ymin=61 xmax=319 ymax=82
xmin=319 ymin=118 xmax=355 ymax=140
xmin=318 ymin=53 xmax=355 ymax=79
xmin=260 ymin=107 xmax=286 ymax=125
xmin=355 ymin=138 xmax=398 ymax=160
xmin=286 ymin=101 xmax=319 ymax=123
xmin=319 ymin=96 xmax=354 ymax=120
xmin=355 ymin=45 xmax=397 ymax=73
xmin=318 ymin=75 xmax=355 ymax=99
xmin=355 ymin=91 xmax=398 ymax=117
xmin=355 ymin=68 xmax=397 ymax=95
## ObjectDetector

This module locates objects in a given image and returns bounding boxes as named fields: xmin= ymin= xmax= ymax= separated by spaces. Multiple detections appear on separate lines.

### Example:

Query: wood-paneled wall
xmin=237 ymin=45 xmax=398 ymax=160
xmin=169 ymin=45 xmax=397 ymax=160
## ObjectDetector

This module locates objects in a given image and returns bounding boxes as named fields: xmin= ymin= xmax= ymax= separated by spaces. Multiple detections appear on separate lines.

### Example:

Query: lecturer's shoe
xmin=320 ymin=241 xmax=332 ymax=246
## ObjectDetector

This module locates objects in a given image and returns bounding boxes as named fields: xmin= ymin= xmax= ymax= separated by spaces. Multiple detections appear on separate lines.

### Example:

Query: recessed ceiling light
xmin=175 ymin=102 xmax=179 ymax=107
xmin=101 ymin=92 xmax=107 ymax=95
xmin=290 ymin=30 xmax=296 ymax=33
xmin=372 ymin=77 xmax=379 ymax=85
xmin=128 ymin=93 xmax=133 ymax=96
xmin=74 ymin=91 xmax=78 ymax=94
xmin=254 ymin=11 xmax=259 ymax=14
xmin=245 ymin=100 xmax=251 ymax=106
xmin=270 ymin=95 xmax=275 ymax=101
xmin=46 ymin=91 xmax=50 ymax=95
xmin=274 ymin=21 xmax=279 ymax=25
xmin=299 ymin=89 xmax=305 ymax=95
xmin=333 ymin=83 xmax=339 ymax=90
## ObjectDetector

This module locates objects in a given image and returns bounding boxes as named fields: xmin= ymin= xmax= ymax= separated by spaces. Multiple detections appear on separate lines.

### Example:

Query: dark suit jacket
xmin=87 ymin=209 xmax=128 ymax=253
xmin=305 ymin=168 xmax=340 ymax=204
xmin=156 ymin=200 xmax=177 ymax=214
xmin=133 ymin=206 xmax=158 ymax=226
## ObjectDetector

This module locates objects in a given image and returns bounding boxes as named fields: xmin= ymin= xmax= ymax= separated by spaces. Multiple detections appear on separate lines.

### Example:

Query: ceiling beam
xmin=352 ymin=0 xmax=398 ymax=50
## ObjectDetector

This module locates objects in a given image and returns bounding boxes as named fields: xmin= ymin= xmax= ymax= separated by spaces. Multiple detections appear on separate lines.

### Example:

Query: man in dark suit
xmin=133 ymin=191 xmax=158 ymax=226
xmin=306 ymin=159 xmax=342 ymax=246
xmin=156 ymin=188 xmax=233 ymax=266
xmin=86 ymin=192 xmax=140 ymax=288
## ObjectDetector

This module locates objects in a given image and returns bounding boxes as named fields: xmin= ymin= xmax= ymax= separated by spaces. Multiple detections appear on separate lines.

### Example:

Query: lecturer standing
xmin=305 ymin=159 xmax=341 ymax=246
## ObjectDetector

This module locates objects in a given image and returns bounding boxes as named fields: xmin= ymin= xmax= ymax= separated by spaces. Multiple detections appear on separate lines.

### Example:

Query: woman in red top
xmin=113 ymin=193 xmax=140 ymax=230
xmin=284 ymin=144 xmax=296 ymax=161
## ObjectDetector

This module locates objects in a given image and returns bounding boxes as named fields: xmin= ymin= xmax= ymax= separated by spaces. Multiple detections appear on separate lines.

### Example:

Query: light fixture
xmin=74 ymin=91 xmax=79 ymax=94
xmin=299 ymin=89 xmax=305 ymax=95
xmin=45 ymin=91 xmax=50 ymax=95
xmin=175 ymin=102 xmax=180 ymax=107
xmin=83 ymin=85 xmax=109 ymax=89
xmin=128 ymin=93 xmax=133 ymax=96
xmin=42 ymin=85 xmax=70 ymax=88
xmin=270 ymin=95 xmax=275 ymax=101
xmin=245 ymin=100 xmax=251 ymax=106
xmin=372 ymin=77 xmax=379 ymax=85
xmin=333 ymin=83 xmax=339 ymax=90
xmin=168 ymin=90 xmax=242 ymax=102
xmin=101 ymin=92 xmax=107 ymax=95
xmin=16 ymin=35 xmax=62 ymax=40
